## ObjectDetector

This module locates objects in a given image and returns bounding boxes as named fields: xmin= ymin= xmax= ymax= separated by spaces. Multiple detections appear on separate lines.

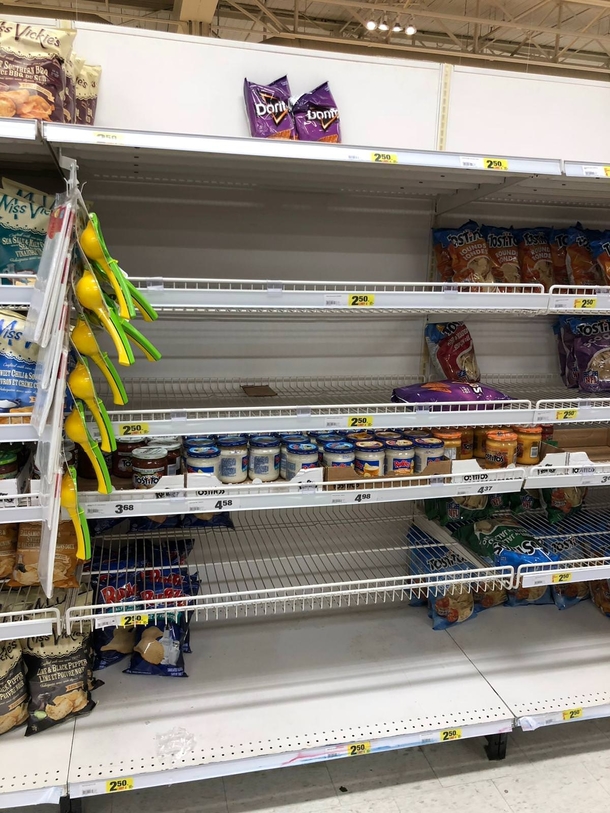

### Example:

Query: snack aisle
xmin=7 ymin=19 xmax=610 ymax=811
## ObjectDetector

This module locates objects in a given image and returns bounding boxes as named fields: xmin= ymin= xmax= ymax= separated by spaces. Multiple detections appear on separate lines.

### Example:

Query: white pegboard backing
xmin=73 ymin=24 xmax=442 ymax=149
xmin=448 ymin=601 xmax=610 ymax=726
xmin=446 ymin=67 xmax=610 ymax=164
xmin=68 ymin=608 xmax=513 ymax=797
xmin=0 ymin=719 xmax=73 ymax=808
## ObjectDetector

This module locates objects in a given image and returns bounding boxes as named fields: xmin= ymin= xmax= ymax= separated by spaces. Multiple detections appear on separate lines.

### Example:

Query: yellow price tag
xmin=94 ymin=131 xmax=124 ymax=146
xmin=562 ymin=708 xmax=583 ymax=721
xmin=604 ymin=167 xmax=610 ymax=177
xmin=484 ymin=157 xmax=509 ymax=171
xmin=347 ymin=741 xmax=371 ymax=756
xmin=348 ymin=293 xmax=375 ymax=307
xmin=556 ymin=409 xmax=578 ymax=421
xmin=440 ymin=728 xmax=462 ymax=742
xmin=348 ymin=415 xmax=373 ymax=428
xmin=371 ymin=152 xmax=398 ymax=164
xmin=552 ymin=573 xmax=572 ymax=584
xmin=118 ymin=422 xmax=150 ymax=436
xmin=119 ymin=614 xmax=149 ymax=627
xmin=106 ymin=778 xmax=134 ymax=793
xmin=574 ymin=298 xmax=597 ymax=309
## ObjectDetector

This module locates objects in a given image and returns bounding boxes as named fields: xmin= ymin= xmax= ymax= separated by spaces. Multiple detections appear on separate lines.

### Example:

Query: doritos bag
xmin=292 ymin=82 xmax=340 ymax=143
xmin=244 ymin=75 xmax=295 ymax=140
xmin=515 ymin=228 xmax=553 ymax=291
xmin=482 ymin=226 xmax=520 ymax=284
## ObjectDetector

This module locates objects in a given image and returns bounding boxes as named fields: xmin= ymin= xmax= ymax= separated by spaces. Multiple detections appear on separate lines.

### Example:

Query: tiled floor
xmin=82 ymin=719 xmax=610 ymax=813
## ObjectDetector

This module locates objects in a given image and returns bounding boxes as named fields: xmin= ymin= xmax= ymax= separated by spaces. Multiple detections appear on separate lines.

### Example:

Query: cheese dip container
xmin=484 ymin=430 xmax=517 ymax=469
xmin=512 ymin=425 xmax=542 ymax=465
xmin=414 ymin=438 xmax=444 ymax=473
xmin=432 ymin=429 xmax=462 ymax=460
xmin=186 ymin=445 xmax=221 ymax=477
xmin=285 ymin=442 xmax=319 ymax=480
xmin=384 ymin=439 xmax=414 ymax=475
xmin=249 ymin=435 xmax=280 ymax=482
xmin=218 ymin=435 xmax=249 ymax=484
xmin=323 ymin=441 xmax=355 ymax=468
xmin=354 ymin=441 xmax=385 ymax=477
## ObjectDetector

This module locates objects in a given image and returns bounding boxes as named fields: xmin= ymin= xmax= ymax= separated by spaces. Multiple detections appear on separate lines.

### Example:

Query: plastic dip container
xmin=384 ymin=439 xmax=414 ymax=476
xmin=346 ymin=430 xmax=376 ymax=443
xmin=374 ymin=430 xmax=403 ymax=443
xmin=403 ymin=430 xmax=431 ymax=444
xmin=354 ymin=440 xmax=385 ymax=477
xmin=0 ymin=451 xmax=17 ymax=480
xmin=160 ymin=440 xmax=182 ymax=476
xmin=484 ymin=430 xmax=518 ymax=469
xmin=414 ymin=438 xmax=444 ymax=474
xmin=432 ymin=429 xmax=462 ymax=460
xmin=249 ymin=435 xmax=280 ymax=481
xmin=314 ymin=432 xmax=344 ymax=462
xmin=512 ymin=425 xmax=542 ymax=465
xmin=183 ymin=435 xmax=217 ymax=459
xmin=218 ymin=435 xmax=249 ymax=484
xmin=457 ymin=427 xmax=474 ymax=460
xmin=323 ymin=441 xmax=355 ymax=468
xmin=113 ymin=437 xmax=148 ymax=479
xmin=473 ymin=427 xmax=489 ymax=459
xmin=285 ymin=442 xmax=319 ymax=480
xmin=132 ymin=447 xmax=168 ymax=489
xmin=280 ymin=434 xmax=310 ymax=478
xmin=186 ymin=445 xmax=221 ymax=477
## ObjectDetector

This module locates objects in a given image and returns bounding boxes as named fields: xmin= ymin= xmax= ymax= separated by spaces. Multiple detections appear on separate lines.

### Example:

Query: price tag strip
xmin=370 ymin=152 xmax=398 ymax=164
xmin=118 ymin=422 xmax=150 ymax=436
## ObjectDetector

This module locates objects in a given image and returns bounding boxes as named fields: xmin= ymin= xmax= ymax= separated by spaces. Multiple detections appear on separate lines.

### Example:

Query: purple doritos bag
xmin=244 ymin=75 xmax=295 ymax=140
xmin=392 ymin=381 xmax=511 ymax=404
xmin=292 ymin=82 xmax=341 ymax=143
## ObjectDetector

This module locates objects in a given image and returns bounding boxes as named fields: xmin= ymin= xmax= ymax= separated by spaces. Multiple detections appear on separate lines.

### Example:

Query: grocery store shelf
xmin=130 ymin=278 xmax=548 ymax=315
xmin=0 ymin=585 xmax=62 ymax=641
xmin=67 ymin=504 xmax=512 ymax=629
xmin=0 ymin=492 xmax=43 ymax=524
xmin=525 ymin=459 xmax=610 ymax=490
xmin=0 ymin=276 xmax=36 ymax=307
xmin=67 ymin=606 xmax=514 ymax=797
xmin=0 ymin=117 xmax=38 ymax=143
xmin=549 ymin=285 xmax=610 ymax=314
xmin=448 ymin=600 xmax=610 ymax=731
xmin=76 ymin=463 xmax=525 ymax=521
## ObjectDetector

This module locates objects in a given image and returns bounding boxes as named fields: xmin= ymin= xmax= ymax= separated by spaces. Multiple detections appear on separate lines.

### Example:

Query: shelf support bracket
xmin=484 ymin=732 xmax=508 ymax=761
xmin=435 ymin=176 xmax=524 ymax=216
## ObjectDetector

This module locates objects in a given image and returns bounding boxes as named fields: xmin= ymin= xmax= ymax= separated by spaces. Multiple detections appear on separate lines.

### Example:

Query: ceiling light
xmin=405 ymin=22 xmax=417 ymax=35
xmin=378 ymin=19 xmax=389 ymax=30
xmin=365 ymin=19 xmax=377 ymax=30
xmin=392 ymin=23 xmax=402 ymax=32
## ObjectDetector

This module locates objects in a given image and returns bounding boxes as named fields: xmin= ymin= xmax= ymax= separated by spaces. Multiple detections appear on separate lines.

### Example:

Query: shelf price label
xmin=347 ymin=741 xmax=371 ymax=756
xmin=556 ymin=409 xmax=578 ymax=421
xmin=574 ymin=298 xmax=597 ymax=309
xmin=348 ymin=415 xmax=373 ymax=428
xmin=371 ymin=152 xmax=398 ymax=164
xmin=94 ymin=131 xmax=124 ymax=146
xmin=348 ymin=293 xmax=375 ymax=307
xmin=562 ymin=708 xmax=583 ymax=721
xmin=484 ymin=157 xmax=509 ymax=171
xmin=552 ymin=573 xmax=572 ymax=584
xmin=118 ymin=422 xmax=150 ymax=436
xmin=106 ymin=777 xmax=134 ymax=793
xmin=440 ymin=728 xmax=462 ymax=742
xmin=119 ymin=614 xmax=149 ymax=627
xmin=583 ymin=166 xmax=610 ymax=178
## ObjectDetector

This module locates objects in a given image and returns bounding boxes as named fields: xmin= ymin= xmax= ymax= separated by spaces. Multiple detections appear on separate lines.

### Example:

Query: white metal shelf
xmin=448 ymin=601 xmax=610 ymax=731
xmin=131 ymin=278 xmax=548 ymax=315
xmin=0 ymin=118 xmax=38 ymax=143
xmin=67 ymin=606 xmax=514 ymax=798
xmin=0 ymin=583 xmax=62 ymax=641
xmin=67 ymin=504 xmax=512 ymax=630
xmin=0 ymin=492 xmax=43 ymax=524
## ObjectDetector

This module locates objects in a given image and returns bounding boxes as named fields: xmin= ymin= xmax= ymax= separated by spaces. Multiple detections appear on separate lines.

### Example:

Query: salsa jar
xmin=132 ymin=447 xmax=168 ymax=489
xmin=113 ymin=437 xmax=148 ymax=479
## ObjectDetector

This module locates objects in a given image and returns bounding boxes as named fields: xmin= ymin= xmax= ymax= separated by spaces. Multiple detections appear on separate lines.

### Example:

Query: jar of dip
xmin=512 ymin=425 xmax=542 ymax=465
xmin=323 ymin=441 xmax=355 ymax=468
xmin=63 ymin=440 xmax=77 ymax=468
xmin=346 ymin=430 xmax=376 ymax=443
xmin=432 ymin=429 xmax=462 ymax=460
xmin=113 ymin=437 xmax=148 ymax=479
xmin=280 ymin=434 xmax=310 ymax=479
xmin=249 ymin=435 xmax=280 ymax=482
xmin=0 ymin=451 xmax=18 ymax=480
xmin=473 ymin=427 xmax=489 ymax=459
xmin=403 ymin=430 xmax=431 ymax=444
xmin=132 ymin=447 xmax=167 ymax=489
xmin=457 ymin=427 xmax=474 ymax=460
xmin=354 ymin=440 xmax=385 ymax=477
xmin=159 ymin=440 xmax=182 ymax=476
xmin=484 ymin=430 xmax=517 ymax=469
xmin=313 ymin=432 xmax=344 ymax=462
xmin=186 ymin=445 xmax=221 ymax=476
xmin=375 ymin=430 xmax=403 ymax=443
xmin=218 ymin=435 xmax=249 ymax=484
xmin=541 ymin=424 xmax=554 ymax=443
xmin=285 ymin=442 xmax=319 ymax=480
xmin=384 ymin=439 xmax=414 ymax=476
xmin=414 ymin=438 xmax=444 ymax=474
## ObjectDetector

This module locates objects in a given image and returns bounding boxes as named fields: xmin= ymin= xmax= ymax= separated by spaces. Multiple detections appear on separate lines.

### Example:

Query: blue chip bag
xmin=123 ymin=621 xmax=187 ymax=678
xmin=91 ymin=572 xmax=140 ymax=670
xmin=507 ymin=586 xmax=553 ymax=606
xmin=0 ymin=194 xmax=49 ymax=279
xmin=181 ymin=512 xmax=234 ymax=529
xmin=552 ymin=581 xmax=590 ymax=610
xmin=0 ymin=309 xmax=38 ymax=412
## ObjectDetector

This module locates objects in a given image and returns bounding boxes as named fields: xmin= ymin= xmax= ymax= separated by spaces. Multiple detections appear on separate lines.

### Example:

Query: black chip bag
xmin=22 ymin=633 xmax=95 ymax=735
xmin=0 ymin=640 xmax=28 ymax=736
xmin=244 ymin=75 xmax=295 ymax=140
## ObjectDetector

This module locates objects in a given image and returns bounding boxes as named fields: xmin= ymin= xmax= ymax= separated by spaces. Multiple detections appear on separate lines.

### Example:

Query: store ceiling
xmin=6 ymin=0 xmax=610 ymax=78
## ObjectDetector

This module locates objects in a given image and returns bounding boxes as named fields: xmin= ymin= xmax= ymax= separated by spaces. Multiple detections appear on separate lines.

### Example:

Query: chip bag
xmin=590 ymin=232 xmax=610 ymax=286
xmin=0 ymin=523 xmax=17 ymax=579
xmin=482 ymin=226 xmax=520 ymax=284
xmin=392 ymin=380 xmax=510 ymax=404
xmin=438 ymin=221 xmax=494 ymax=284
xmin=432 ymin=233 xmax=453 ymax=282
xmin=0 ymin=309 xmax=38 ymax=415
xmin=0 ymin=194 xmax=49 ymax=279
xmin=590 ymin=579 xmax=610 ymax=617
xmin=507 ymin=586 xmax=553 ymax=606
xmin=509 ymin=489 xmax=541 ymax=514
xmin=566 ymin=227 xmax=603 ymax=286
xmin=567 ymin=315 xmax=610 ymax=392
xmin=549 ymin=229 xmax=570 ymax=286
xmin=553 ymin=580 xmax=589 ymax=610
xmin=244 ymin=75 xmax=295 ymax=140
xmin=515 ymin=227 xmax=553 ymax=291
xmin=436 ymin=495 xmax=489 ymax=526
xmin=541 ymin=487 xmax=586 ymax=524
xmin=292 ymin=82 xmax=340 ymax=143
xmin=455 ymin=516 xmax=558 ymax=569
xmin=425 ymin=322 xmax=480 ymax=383
xmin=0 ymin=639 xmax=28 ymax=736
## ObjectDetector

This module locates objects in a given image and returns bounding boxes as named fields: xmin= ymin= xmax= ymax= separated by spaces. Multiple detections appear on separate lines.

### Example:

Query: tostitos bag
xmin=439 ymin=221 xmax=494 ymax=284
xmin=425 ymin=322 xmax=480 ymax=383
xmin=482 ymin=225 xmax=520 ymax=284
xmin=515 ymin=227 xmax=553 ymax=291
xmin=566 ymin=227 xmax=603 ymax=286
xmin=549 ymin=229 xmax=570 ymax=286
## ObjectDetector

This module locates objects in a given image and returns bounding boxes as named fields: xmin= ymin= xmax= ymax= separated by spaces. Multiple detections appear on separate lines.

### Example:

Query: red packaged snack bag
xmin=424 ymin=322 xmax=480 ymax=383
xmin=549 ymin=229 xmax=570 ymax=286
xmin=515 ymin=228 xmax=553 ymax=291
xmin=438 ymin=222 xmax=493 ymax=284
xmin=566 ymin=227 xmax=603 ymax=286
xmin=482 ymin=226 xmax=520 ymax=284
